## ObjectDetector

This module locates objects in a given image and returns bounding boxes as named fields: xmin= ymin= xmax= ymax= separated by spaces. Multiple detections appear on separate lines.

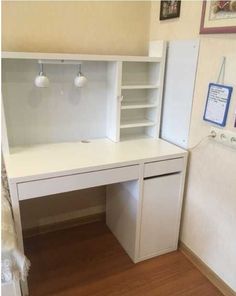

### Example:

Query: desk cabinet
xmin=139 ymin=173 xmax=183 ymax=260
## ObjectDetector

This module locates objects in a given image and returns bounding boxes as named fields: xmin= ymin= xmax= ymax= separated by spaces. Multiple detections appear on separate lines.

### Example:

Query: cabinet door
xmin=139 ymin=173 xmax=182 ymax=260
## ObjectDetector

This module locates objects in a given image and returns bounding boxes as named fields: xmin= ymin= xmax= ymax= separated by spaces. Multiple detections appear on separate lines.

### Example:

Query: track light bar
xmin=38 ymin=59 xmax=83 ymax=65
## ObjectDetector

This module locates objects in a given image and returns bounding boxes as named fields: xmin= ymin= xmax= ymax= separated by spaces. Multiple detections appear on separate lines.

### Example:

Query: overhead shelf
xmin=2 ymin=51 xmax=162 ymax=63
xmin=120 ymin=119 xmax=156 ymax=129
xmin=2 ymin=44 xmax=165 ymax=146
xmin=121 ymin=102 xmax=158 ymax=110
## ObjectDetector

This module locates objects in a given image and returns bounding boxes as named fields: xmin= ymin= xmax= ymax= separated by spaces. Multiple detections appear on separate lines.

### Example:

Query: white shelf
xmin=120 ymin=119 xmax=156 ymax=129
xmin=2 ymin=51 xmax=162 ymax=63
xmin=121 ymin=85 xmax=159 ymax=90
xmin=121 ymin=102 xmax=158 ymax=110
xmin=120 ymin=133 xmax=151 ymax=141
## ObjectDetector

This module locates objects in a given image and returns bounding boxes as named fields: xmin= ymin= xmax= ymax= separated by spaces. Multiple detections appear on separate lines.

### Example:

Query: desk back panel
xmin=2 ymin=59 xmax=111 ymax=147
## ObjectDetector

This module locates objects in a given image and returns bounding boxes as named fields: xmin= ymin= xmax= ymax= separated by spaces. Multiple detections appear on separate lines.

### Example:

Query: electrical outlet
xmin=210 ymin=127 xmax=236 ymax=149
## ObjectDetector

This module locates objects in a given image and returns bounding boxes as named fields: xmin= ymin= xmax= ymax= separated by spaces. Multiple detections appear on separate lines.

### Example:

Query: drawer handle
xmin=144 ymin=171 xmax=180 ymax=180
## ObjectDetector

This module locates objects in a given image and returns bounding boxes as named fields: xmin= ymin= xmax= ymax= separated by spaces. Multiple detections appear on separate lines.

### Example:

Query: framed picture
xmin=200 ymin=0 xmax=236 ymax=34
xmin=160 ymin=1 xmax=181 ymax=21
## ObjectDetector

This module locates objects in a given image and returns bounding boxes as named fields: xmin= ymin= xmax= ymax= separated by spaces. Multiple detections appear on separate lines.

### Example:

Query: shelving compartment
xmin=120 ymin=108 xmax=158 ymax=140
xmin=120 ymin=127 xmax=151 ymax=141
xmin=119 ymin=88 xmax=160 ymax=140
xmin=121 ymin=89 xmax=159 ymax=110
xmin=120 ymin=109 xmax=157 ymax=128
xmin=122 ymin=62 xmax=160 ymax=88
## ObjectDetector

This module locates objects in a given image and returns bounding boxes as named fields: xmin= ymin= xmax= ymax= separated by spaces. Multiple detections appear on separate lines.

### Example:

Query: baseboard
xmin=23 ymin=212 xmax=106 ymax=238
xmin=179 ymin=241 xmax=236 ymax=296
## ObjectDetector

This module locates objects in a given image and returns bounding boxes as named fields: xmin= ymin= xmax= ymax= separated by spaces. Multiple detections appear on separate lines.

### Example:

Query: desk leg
xmin=106 ymin=179 xmax=141 ymax=262
xmin=106 ymin=165 xmax=145 ymax=263
xmin=9 ymin=182 xmax=29 ymax=296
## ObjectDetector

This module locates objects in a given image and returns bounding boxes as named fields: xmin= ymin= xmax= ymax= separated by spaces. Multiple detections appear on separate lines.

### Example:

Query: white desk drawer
xmin=18 ymin=165 xmax=139 ymax=200
xmin=144 ymin=158 xmax=184 ymax=178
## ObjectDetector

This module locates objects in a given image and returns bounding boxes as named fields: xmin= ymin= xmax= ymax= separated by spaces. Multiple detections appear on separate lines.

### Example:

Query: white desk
xmin=5 ymin=138 xmax=187 ymax=296
xmin=5 ymin=138 xmax=186 ymax=181
xmin=2 ymin=45 xmax=172 ymax=296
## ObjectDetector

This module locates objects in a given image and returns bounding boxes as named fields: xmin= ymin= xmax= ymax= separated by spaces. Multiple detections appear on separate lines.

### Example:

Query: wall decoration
xmin=203 ymin=83 xmax=233 ymax=127
xmin=200 ymin=0 xmax=236 ymax=33
xmin=159 ymin=1 xmax=181 ymax=20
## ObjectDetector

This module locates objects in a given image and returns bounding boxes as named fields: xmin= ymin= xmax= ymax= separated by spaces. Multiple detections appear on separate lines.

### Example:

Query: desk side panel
xmin=106 ymin=180 xmax=140 ymax=262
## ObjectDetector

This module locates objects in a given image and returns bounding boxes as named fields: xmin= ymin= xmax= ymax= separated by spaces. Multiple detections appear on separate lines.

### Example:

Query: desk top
xmin=5 ymin=138 xmax=186 ymax=182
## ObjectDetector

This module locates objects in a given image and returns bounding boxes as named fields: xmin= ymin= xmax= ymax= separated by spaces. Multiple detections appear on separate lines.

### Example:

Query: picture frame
xmin=200 ymin=0 xmax=236 ymax=34
xmin=159 ymin=1 xmax=181 ymax=21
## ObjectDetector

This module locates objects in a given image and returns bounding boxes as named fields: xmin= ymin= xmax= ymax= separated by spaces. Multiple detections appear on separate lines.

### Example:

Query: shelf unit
xmin=2 ymin=41 xmax=166 ymax=155
xmin=119 ymin=58 xmax=165 ymax=140
xmin=121 ymin=102 xmax=158 ymax=110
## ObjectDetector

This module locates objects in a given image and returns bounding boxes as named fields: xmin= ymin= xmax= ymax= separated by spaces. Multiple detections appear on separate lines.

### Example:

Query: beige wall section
xmin=150 ymin=1 xmax=236 ymax=292
xmin=150 ymin=1 xmax=202 ymax=40
xmin=2 ymin=1 xmax=150 ymax=55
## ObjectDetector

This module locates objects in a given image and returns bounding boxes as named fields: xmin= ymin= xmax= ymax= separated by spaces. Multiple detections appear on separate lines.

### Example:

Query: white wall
xmin=181 ymin=38 xmax=236 ymax=292
xmin=150 ymin=1 xmax=236 ymax=291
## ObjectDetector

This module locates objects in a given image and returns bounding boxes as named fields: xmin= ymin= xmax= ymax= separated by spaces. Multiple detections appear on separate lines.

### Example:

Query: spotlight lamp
xmin=74 ymin=64 xmax=87 ymax=88
xmin=34 ymin=63 xmax=49 ymax=88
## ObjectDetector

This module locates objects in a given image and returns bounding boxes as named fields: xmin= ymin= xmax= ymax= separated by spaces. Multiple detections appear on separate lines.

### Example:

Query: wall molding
xmin=179 ymin=241 xmax=236 ymax=296
xmin=22 ymin=204 xmax=105 ymax=233
xmin=23 ymin=211 xmax=105 ymax=238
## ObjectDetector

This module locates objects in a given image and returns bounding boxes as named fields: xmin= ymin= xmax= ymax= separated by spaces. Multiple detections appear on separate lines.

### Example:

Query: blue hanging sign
xmin=203 ymin=83 xmax=233 ymax=127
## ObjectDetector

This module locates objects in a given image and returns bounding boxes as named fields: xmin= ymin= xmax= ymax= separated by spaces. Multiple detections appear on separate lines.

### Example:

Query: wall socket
xmin=210 ymin=127 xmax=236 ymax=150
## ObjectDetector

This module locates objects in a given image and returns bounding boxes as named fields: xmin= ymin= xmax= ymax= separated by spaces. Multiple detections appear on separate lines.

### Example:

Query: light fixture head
xmin=74 ymin=64 xmax=87 ymax=88
xmin=35 ymin=63 xmax=49 ymax=88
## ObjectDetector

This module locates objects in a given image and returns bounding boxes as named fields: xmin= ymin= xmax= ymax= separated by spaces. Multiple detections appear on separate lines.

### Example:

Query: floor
xmin=24 ymin=221 xmax=223 ymax=296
